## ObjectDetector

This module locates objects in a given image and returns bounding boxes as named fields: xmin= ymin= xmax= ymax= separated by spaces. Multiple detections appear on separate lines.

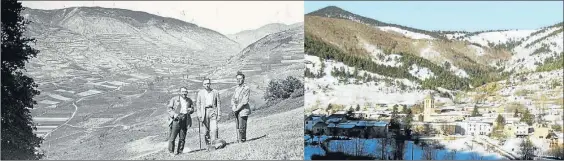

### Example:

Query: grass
xmin=144 ymin=100 xmax=304 ymax=160
xmin=38 ymin=80 xmax=304 ymax=160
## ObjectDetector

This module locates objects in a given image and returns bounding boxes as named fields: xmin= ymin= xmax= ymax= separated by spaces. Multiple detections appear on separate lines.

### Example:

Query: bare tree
xmin=443 ymin=149 xmax=457 ymax=160
xmin=519 ymin=138 xmax=536 ymax=160
xmin=377 ymin=137 xmax=391 ymax=159
xmin=422 ymin=145 xmax=437 ymax=160
xmin=469 ymin=150 xmax=481 ymax=160
xmin=391 ymin=139 xmax=406 ymax=160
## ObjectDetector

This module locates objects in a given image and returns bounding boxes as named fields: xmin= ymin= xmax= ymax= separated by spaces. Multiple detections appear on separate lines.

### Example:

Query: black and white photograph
xmin=2 ymin=1 xmax=304 ymax=160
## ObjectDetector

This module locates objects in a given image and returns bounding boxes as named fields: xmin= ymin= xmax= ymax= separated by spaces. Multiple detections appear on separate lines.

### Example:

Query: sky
xmin=21 ymin=1 xmax=304 ymax=35
xmin=305 ymin=1 xmax=564 ymax=32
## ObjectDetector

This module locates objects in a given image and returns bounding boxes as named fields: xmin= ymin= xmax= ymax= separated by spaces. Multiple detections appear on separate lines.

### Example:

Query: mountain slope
xmin=22 ymin=7 xmax=241 ymax=78
xmin=305 ymin=14 xmax=510 ymax=91
xmin=443 ymin=22 xmax=564 ymax=73
xmin=303 ymin=6 xmax=563 ymax=114
xmin=212 ymin=24 xmax=304 ymax=107
xmin=306 ymin=6 xmax=446 ymax=39
xmin=227 ymin=22 xmax=303 ymax=49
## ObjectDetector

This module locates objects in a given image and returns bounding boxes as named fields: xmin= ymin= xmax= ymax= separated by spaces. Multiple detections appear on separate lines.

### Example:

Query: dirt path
xmin=42 ymin=86 xmax=124 ymax=139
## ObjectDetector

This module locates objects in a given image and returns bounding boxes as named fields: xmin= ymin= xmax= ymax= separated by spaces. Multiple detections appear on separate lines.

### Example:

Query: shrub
xmin=264 ymin=76 xmax=304 ymax=101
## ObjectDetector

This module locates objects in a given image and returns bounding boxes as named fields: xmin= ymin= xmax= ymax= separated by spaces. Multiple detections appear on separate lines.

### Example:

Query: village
xmin=304 ymin=91 xmax=564 ymax=160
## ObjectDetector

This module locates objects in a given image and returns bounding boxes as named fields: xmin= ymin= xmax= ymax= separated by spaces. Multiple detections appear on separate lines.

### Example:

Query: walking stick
xmin=234 ymin=111 xmax=239 ymax=142
xmin=198 ymin=117 xmax=202 ymax=150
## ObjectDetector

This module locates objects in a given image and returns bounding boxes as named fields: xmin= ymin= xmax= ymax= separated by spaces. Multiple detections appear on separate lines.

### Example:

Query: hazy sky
xmin=305 ymin=1 xmax=564 ymax=32
xmin=21 ymin=1 xmax=304 ymax=35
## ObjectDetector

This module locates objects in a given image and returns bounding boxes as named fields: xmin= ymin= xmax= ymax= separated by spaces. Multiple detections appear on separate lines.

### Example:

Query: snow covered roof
xmin=326 ymin=118 xmax=342 ymax=123
xmin=356 ymin=121 xmax=367 ymax=127
xmin=366 ymin=121 xmax=388 ymax=126
xmin=337 ymin=123 xmax=356 ymax=129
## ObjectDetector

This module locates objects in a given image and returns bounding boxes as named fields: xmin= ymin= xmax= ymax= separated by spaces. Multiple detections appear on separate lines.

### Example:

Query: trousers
xmin=202 ymin=108 xmax=218 ymax=144
xmin=168 ymin=114 xmax=188 ymax=153
xmin=237 ymin=114 xmax=248 ymax=142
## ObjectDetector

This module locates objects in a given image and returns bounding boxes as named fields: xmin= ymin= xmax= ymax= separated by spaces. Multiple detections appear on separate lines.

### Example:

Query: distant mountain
xmin=305 ymin=6 xmax=563 ymax=92
xmin=227 ymin=22 xmax=303 ymax=49
xmin=22 ymin=7 xmax=241 ymax=78
xmin=213 ymin=24 xmax=304 ymax=107
xmin=306 ymin=6 xmax=446 ymax=39
xmin=443 ymin=22 xmax=563 ymax=73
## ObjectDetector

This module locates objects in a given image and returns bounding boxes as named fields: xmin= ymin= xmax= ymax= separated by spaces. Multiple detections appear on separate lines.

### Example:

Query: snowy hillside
xmin=441 ymin=23 xmax=563 ymax=73
xmin=507 ymin=25 xmax=563 ymax=73
xmin=305 ymin=55 xmax=431 ymax=111
xmin=377 ymin=26 xmax=435 ymax=40
xmin=455 ymin=29 xmax=537 ymax=47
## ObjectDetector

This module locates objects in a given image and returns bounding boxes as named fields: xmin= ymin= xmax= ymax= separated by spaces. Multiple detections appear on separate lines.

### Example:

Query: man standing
xmin=196 ymin=78 xmax=221 ymax=146
xmin=167 ymin=87 xmax=194 ymax=155
xmin=232 ymin=71 xmax=251 ymax=143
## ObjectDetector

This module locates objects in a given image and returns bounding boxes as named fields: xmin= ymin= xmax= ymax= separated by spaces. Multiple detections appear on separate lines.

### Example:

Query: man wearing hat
xmin=166 ymin=87 xmax=194 ymax=155
xmin=231 ymin=71 xmax=251 ymax=143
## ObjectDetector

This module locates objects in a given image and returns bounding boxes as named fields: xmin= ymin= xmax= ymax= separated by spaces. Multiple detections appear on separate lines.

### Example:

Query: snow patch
xmin=463 ymin=29 xmax=537 ymax=47
xmin=409 ymin=64 xmax=435 ymax=80
xmin=468 ymin=45 xmax=486 ymax=56
xmin=419 ymin=45 xmax=441 ymax=60
xmin=360 ymin=39 xmax=403 ymax=67
xmin=378 ymin=26 xmax=435 ymax=40
xmin=449 ymin=65 xmax=469 ymax=78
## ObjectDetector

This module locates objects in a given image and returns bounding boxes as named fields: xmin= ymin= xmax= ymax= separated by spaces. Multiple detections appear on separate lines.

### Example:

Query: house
xmin=531 ymin=123 xmax=551 ymax=140
xmin=352 ymin=111 xmax=368 ymax=119
xmin=312 ymin=122 xmax=328 ymax=135
xmin=305 ymin=115 xmax=324 ymax=131
xmin=515 ymin=123 xmax=530 ymax=137
xmin=365 ymin=121 xmax=389 ymax=138
xmin=326 ymin=114 xmax=347 ymax=124
xmin=457 ymin=121 xmax=492 ymax=136
xmin=335 ymin=122 xmax=356 ymax=136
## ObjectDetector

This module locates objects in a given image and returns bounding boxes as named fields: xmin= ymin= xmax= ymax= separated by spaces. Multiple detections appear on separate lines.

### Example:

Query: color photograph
xmin=303 ymin=1 xmax=563 ymax=160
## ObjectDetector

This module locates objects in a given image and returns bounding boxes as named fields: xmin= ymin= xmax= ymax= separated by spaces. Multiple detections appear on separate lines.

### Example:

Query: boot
xmin=177 ymin=140 xmax=185 ymax=154
xmin=239 ymin=129 xmax=246 ymax=143
xmin=205 ymin=135 xmax=211 ymax=145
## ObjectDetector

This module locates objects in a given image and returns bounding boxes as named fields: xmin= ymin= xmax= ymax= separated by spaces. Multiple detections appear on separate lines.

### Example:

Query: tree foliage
xmin=305 ymin=33 xmax=508 ymax=91
xmin=264 ymin=76 xmax=304 ymax=101
xmin=520 ymin=109 xmax=535 ymax=126
xmin=2 ymin=0 xmax=44 ymax=159
xmin=471 ymin=105 xmax=481 ymax=117
xmin=536 ymin=52 xmax=563 ymax=72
